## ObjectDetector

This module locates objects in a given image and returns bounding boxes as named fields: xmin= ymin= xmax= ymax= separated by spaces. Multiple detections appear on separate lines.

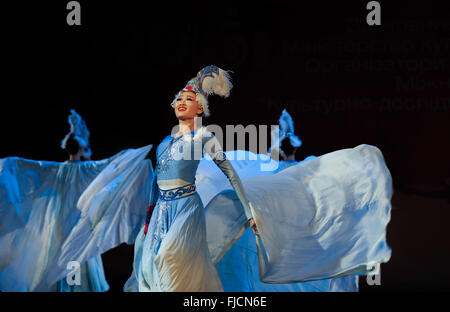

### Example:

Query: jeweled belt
xmin=159 ymin=183 xmax=196 ymax=201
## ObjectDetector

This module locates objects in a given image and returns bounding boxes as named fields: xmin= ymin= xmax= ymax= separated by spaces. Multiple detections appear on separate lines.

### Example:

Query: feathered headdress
xmin=171 ymin=65 xmax=233 ymax=117
xmin=268 ymin=109 xmax=302 ymax=159
xmin=60 ymin=109 xmax=92 ymax=158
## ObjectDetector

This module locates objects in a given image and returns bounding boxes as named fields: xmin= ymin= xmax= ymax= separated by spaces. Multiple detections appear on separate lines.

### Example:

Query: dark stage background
xmin=1 ymin=1 xmax=449 ymax=292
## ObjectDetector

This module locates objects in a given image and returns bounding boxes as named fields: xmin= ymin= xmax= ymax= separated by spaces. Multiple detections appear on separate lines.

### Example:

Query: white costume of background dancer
xmin=0 ymin=110 xmax=152 ymax=291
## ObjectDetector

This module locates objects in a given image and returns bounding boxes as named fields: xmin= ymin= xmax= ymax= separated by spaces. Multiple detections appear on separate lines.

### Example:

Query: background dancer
xmin=0 ymin=110 xmax=151 ymax=291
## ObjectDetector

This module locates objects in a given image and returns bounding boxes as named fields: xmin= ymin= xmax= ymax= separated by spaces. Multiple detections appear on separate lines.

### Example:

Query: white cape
xmin=0 ymin=145 xmax=152 ymax=291
xmin=40 ymin=145 xmax=153 ymax=290
xmin=196 ymin=150 xmax=359 ymax=291
xmin=203 ymin=145 xmax=392 ymax=283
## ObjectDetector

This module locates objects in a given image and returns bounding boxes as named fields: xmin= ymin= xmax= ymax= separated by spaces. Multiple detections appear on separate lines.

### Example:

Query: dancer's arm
xmin=204 ymin=135 xmax=259 ymax=235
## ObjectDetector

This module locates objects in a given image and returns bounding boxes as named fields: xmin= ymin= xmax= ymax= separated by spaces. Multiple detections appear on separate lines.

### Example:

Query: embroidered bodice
xmin=150 ymin=127 xmax=252 ymax=219
xmin=155 ymin=129 xmax=210 ymax=185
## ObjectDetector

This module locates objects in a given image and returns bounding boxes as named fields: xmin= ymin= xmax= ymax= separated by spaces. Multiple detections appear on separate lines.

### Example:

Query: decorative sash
xmin=159 ymin=183 xmax=196 ymax=201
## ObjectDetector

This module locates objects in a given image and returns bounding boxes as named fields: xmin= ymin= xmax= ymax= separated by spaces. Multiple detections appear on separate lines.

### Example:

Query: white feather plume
xmin=200 ymin=68 xmax=233 ymax=98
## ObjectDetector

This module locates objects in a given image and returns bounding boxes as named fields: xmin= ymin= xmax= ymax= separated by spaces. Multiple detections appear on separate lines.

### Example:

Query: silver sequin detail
xmin=156 ymin=138 xmax=186 ymax=174
xmin=151 ymin=201 xmax=170 ymax=252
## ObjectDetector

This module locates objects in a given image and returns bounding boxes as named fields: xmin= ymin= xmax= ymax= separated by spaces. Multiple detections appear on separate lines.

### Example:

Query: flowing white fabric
xmin=0 ymin=156 xmax=122 ymax=291
xmin=196 ymin=150 xmax=358 ymax=291
xmin=196 ymin=150 xmax=276 ymax=207
xmin=41 ymin=145 xmax=153 ymax=290
xmin=204 ymin=144 xmax=392 ymax=283
xmin=216 ymin=226 xmax=358 ymax=291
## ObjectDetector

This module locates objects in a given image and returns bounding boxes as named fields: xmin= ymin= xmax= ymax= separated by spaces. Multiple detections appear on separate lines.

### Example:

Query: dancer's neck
xmin=175 ymin=118 xmax=198 ymax=138
xmin=69 ymin=154 xmax=81 ymax=161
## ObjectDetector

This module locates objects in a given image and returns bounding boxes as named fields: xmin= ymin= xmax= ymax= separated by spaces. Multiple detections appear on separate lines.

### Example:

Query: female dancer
xmin=57 ymin=112 xmax=109 ymax=292
xmin=126 ymin=66 xmax=257 ymax=291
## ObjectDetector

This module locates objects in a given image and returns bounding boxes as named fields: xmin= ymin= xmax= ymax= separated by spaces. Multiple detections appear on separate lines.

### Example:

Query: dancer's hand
xmin=249 ymin=218 xmax=259 ymax=236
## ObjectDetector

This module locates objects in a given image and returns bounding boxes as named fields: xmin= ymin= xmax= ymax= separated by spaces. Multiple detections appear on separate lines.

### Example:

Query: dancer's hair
xmin=281 ymin=136 xmax=297 ymax=157
xmin=170 ymin=65 xmax=232 ymax=117
xmin=64 ymin=133 xmax=81 ymax=155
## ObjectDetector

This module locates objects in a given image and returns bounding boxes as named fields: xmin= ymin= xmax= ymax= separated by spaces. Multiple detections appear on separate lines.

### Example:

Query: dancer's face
xmin=174 ymin=91 xmax=203 ymax=120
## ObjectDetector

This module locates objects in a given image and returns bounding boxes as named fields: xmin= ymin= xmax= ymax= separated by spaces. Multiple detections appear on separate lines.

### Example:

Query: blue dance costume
xmin=129 ymin=127 xmax=253 ymax=291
